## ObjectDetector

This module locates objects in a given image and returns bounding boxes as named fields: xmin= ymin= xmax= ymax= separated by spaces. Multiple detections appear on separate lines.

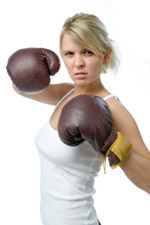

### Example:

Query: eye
xmin=84 ymin=50 xmax=94 ymax=55
xmin=64 ymin=52 xmax=73 ymax=56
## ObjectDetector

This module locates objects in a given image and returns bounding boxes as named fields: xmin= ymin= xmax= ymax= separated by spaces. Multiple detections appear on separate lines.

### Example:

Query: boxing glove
xmin=58 ymin=95 xmax=132 ymax=171
xmin=6 ymin=48 xmax=60 ymax=93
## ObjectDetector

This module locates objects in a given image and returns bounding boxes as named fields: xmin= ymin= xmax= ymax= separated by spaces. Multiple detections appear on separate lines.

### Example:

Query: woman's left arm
xmin=120 ymin=149 xmax=150 ymax=194
xmin=107 ymin=98 xmax=150 ymax=194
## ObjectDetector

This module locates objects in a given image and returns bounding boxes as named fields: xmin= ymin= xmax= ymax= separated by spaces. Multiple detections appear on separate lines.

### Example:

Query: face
xmin=61 ymin=34 xmax=108 ymax=87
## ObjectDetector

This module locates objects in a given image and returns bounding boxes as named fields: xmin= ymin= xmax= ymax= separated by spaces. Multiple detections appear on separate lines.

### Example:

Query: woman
xmin=11 ymin=13 xmax=150 ymax=225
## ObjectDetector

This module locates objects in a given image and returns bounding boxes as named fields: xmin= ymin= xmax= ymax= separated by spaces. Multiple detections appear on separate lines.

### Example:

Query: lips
xmin=74 ymin=72 xmax=87 ymax=79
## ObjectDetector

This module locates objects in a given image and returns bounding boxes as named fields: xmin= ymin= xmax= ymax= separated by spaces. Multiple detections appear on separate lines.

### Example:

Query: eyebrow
xmin=61 ymin=50 xmax=73 ymax=52
xmin=61 ymin=48 xmax=90 ymax=53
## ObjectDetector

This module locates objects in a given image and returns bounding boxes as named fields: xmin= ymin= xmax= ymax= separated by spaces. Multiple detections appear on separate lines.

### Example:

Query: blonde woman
xmin=7 ymin=13 xmax=150 ymax=225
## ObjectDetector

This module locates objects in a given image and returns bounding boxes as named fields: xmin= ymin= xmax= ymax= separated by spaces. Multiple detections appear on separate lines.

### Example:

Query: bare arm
xmin=120 ymin=150 xmax=150 ymax=194
xmin=107 ymin=98 xmax=150 ymax=194
xmin=13 ymin=83 xmax=74 ymax=105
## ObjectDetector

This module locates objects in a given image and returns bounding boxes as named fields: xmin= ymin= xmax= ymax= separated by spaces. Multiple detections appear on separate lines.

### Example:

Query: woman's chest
xmin=34 ymin=122 xmax=101 ymax=171
xmin=50 ymin=93 xmax=74 ymax=130
xmin=50 ymin=104 xmax=64 ymax=130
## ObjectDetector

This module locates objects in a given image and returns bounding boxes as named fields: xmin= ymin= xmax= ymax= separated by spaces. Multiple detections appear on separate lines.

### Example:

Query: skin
xmin=14 ymin=33 xmax=150 ymax=194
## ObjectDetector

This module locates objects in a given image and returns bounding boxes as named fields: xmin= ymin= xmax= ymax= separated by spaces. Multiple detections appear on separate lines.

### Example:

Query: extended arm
xmin=13 ymin=83 xmax=74 ymax=105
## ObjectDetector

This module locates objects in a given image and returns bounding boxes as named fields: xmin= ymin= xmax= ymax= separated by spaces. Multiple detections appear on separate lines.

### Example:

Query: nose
xmin=74 ymin=54 xmax=85 ymax=68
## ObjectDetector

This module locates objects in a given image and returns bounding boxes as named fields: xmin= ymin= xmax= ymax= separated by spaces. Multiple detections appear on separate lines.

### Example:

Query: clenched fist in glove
xmin=6 ymin=48 xmax=60 ymax=93
xmin=58 ymin=94 xmax=132 ymax=172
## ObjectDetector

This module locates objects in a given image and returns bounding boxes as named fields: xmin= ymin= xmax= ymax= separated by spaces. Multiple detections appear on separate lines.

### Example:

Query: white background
xmin=0 ymin=0 xmax=150 ymax=224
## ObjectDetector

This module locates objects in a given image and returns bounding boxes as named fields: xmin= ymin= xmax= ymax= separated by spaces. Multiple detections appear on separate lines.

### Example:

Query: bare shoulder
xmin=49 ymin=83 xmax=74 ymax=104
xmin=105 ymin=97 xmax=150 ymax=157
xmin=105 ymin=97 xmax=134 ymax=131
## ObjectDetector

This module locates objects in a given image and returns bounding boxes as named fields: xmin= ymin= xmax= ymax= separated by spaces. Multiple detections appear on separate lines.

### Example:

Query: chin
xmin=74 ymin=79 xmax=89 ymax=87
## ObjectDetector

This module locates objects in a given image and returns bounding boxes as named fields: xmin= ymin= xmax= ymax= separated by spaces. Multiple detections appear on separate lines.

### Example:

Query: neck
xmin=73 ymin=79 xmax=105 ymax=96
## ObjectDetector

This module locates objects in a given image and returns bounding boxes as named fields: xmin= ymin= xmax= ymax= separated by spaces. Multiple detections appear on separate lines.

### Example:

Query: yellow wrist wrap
xmin=101 ymin=132 xmax=132 ymax=173
xmin=108 ymin=132 xmax=132 ymax=168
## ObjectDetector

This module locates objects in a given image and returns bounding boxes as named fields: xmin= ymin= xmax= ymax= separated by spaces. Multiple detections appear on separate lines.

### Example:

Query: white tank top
xmin=34 ymin=90 xmax=118 ymax=225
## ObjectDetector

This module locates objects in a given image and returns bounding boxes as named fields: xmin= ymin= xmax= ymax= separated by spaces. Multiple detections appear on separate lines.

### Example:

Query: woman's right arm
xmin=13 ymin=83 xmax=74 ymax=105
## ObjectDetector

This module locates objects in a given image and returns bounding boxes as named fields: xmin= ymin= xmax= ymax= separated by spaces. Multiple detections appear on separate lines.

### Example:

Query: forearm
xmin=120 ymin=150 xmax=150 ymax=194
xmin=13 ymin=83 xmax=51 ymax=102
xmin=12 ymin=83 xmax=74 ymax=105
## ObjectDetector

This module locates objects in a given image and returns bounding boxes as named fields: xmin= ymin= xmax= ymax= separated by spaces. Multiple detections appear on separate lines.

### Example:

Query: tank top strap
xmin=56 ymin=90 xmax=119 ymax=109
xmin=55 ymin=88 xmax=74 ymax=109
xmin=103 ymin=94 xmax=120 ymax=101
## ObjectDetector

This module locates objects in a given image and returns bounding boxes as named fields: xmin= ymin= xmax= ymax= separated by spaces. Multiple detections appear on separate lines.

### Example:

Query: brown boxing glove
xmin=6 ymin=48 xmax=60 ymax=94
xmin=58 ymin=95 xmax=132 ymax=173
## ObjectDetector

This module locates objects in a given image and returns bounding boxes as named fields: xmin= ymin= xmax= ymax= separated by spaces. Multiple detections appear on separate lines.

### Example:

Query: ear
xmin=103 ymin=49 xmax=112 ymax=65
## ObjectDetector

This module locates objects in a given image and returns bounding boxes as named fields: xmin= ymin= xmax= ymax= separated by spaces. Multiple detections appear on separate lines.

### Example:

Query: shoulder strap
xmin=55 ymin=88 xmax=74 ymax=108
xmin=103 ymin=94 xmax=119 ymax=101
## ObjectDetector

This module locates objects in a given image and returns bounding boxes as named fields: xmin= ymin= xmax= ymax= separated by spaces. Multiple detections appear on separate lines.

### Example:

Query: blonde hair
xmin=60 ymin=13 xmax=120 ymax=74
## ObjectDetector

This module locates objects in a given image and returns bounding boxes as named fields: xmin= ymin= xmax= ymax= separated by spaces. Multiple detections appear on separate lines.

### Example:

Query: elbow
xmin=143 ymin=185 xmax=150 ymax=195
xmin=145 ymin=160 xmax=150 ymax=194
xmin=147 ymin=190 xmax=150 ymax=195
xmin=142 ymin=176 xmax=150 ymax=195
xmin=133 ymin=181 xmax=150 ymax=195
xmin=145 ymin=174 xmax=150 ymax=195
xmin=139 ymin=171 xmax=150 ymax=195
xmin=136 ymin=168 xmax=150 ymax=195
